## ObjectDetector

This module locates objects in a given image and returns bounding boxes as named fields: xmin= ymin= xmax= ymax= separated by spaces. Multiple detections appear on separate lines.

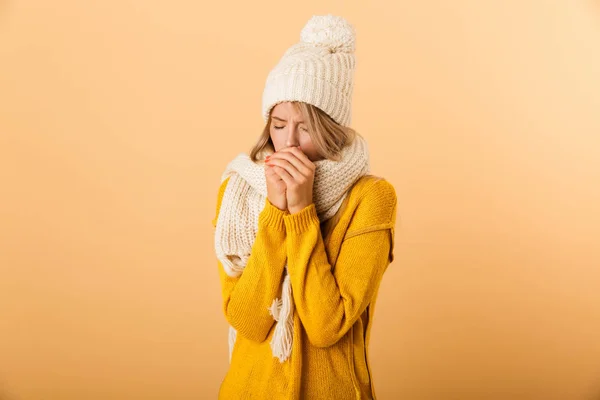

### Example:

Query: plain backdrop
xmin=1 ymin=1 xmax=600 ymax=399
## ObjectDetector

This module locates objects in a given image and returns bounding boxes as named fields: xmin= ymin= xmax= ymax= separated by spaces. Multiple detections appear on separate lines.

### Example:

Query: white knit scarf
xmin=213 ymin=134 xmax=370 ymax=363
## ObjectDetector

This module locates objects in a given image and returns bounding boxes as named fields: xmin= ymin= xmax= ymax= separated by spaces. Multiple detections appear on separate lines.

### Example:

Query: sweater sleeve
xmin=282 ymin=179 xmax=397 ymax=348
xmin=213 ymin=178 xmax=290 ymax=343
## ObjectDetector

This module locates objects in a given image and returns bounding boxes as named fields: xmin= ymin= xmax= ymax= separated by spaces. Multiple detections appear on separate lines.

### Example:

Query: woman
xmin=212 ymin=14 xmax=397 ymax=400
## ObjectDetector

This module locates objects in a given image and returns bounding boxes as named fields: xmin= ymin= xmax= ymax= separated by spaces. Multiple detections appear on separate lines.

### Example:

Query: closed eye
xmin=274 ymin=126 xmax=308 ymax=132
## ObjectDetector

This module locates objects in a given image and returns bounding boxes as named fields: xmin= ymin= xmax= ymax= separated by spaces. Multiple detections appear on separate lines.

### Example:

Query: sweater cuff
xmin=283 ymin=203 xmax=320 ymax=234
xmin=259 ymin=198 xmax=289 ymax=231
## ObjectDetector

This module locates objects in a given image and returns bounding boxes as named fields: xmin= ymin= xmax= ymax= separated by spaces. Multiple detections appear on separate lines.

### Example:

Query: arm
xmin=282 ymin=180 xmax=397 ymax=348
xmin=213 ymin=179 xmax=290 ymax=343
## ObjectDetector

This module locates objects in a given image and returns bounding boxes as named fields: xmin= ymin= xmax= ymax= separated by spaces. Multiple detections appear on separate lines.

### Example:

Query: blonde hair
xmin=249 ymin=101 xmax=380 ymax=239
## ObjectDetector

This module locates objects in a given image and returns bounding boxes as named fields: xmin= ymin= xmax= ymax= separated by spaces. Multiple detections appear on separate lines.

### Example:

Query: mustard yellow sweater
xmin=213 ymin=174 xmax=397 ymax=399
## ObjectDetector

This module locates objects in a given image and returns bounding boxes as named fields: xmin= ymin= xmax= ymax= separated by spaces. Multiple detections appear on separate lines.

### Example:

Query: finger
xmin=277 ymin=147 xmax=315 ymax=173
xmin=265 ymin=165 xmax=284 ymax=181
xmin=268 ymin=150 xmax=312 ymax=179
xmin=271 ymin=165 xmax=294 ymax=186
xmin=266 ymin=157 xmax=304 ymax=181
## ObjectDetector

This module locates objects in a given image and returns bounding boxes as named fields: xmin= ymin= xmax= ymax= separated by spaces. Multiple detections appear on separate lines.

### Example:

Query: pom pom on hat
xmin=300 ymin=14 xmax=356 ymax=53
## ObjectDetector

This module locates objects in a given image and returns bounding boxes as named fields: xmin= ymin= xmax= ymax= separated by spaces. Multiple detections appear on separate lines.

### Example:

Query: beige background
xmin=1 ymin=1 xmax=600 ymax=399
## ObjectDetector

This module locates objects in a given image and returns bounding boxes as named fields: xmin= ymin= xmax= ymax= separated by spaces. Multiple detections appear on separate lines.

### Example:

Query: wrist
xmin=288 ymin=202 xmax=313 ymax=215
xmin=283 ymin=202 xmax=319 ymax=234
xmin=260 ymin=198 xmax=289 ymax=230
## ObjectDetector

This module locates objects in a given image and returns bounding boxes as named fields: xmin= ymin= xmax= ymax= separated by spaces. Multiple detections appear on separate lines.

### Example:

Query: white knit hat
xmin=261 ymin=14 xmax=357 ymax=127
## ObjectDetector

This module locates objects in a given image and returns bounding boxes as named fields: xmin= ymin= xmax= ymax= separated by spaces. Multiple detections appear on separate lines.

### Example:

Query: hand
xmin=265 ymin=146 xmax=316 ymax=214
xmin=265 ymin=155 xmax=288 ymax=212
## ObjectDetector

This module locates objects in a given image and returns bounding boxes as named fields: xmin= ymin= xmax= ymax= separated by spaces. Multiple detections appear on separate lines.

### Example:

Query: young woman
xmin=212 ymin=14 xmax=397 ymax=400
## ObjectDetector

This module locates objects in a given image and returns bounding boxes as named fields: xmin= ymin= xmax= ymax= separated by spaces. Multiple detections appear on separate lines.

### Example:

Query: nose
xmin=285 ymin=125 xmax=300 ymax=148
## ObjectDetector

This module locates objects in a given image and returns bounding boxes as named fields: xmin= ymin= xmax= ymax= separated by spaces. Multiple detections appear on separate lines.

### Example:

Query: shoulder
xmin=218 ymin=176 xmax=231 ymax=199
xmin=362 ymin=175 xmax=396 ymax=200
xmin=353 ymin=174 xmax=397 ymax=211
xmin=344 ymin=174 xmax=397 ymax=236
xmin=212 ymin=176 xmax=231 ymax=227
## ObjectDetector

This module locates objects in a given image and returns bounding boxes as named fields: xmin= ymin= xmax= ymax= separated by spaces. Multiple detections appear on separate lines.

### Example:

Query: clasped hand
xmin=264 ymin=146 xmax=315 ymax=215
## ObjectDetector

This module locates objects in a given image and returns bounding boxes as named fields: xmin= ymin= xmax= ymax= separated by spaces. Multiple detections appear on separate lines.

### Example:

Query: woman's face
xmin=269 ymin=102 xmax=323 ymax=161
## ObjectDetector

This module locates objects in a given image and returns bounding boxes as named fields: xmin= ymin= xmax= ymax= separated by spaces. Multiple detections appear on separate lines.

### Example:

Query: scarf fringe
xmin=268 ymin=272 xmax=294 ymax=362
xmin=228 ymin=325 xmax=237 ymax=364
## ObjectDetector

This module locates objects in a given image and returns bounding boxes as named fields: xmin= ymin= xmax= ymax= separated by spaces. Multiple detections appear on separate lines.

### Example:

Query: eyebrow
xmin=272 ymin=116 xmax=305 ymax=123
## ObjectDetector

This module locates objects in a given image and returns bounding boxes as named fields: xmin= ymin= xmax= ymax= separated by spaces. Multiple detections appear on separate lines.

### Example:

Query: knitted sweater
xmin=212 ymin=174 xmax=397 ymax=399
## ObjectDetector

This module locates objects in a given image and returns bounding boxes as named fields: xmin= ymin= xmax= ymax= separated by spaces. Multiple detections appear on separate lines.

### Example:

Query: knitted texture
xmin=262 ymin=14 xmax=357 ymax=127
xmin=213 ymin=173 xmax=398 ymax=399
xmin=213 ymin=134 xmax=370 ymax=363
